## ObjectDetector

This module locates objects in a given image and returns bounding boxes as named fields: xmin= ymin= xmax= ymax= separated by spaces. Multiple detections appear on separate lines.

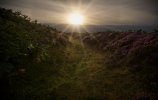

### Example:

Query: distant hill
xmin=46 ymin=23 xmax=158 ymax=33
xmin=83 ymin=31 xmax=158 ymax=67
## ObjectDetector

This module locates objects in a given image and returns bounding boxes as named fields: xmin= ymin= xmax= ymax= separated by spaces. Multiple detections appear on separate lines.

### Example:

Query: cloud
xmin=0 ymin=0 xmax=157 ymax=25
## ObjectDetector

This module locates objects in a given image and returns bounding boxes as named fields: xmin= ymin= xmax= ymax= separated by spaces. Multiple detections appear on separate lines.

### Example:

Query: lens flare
xmin=67 ymin=12 xmax=84 ymax=25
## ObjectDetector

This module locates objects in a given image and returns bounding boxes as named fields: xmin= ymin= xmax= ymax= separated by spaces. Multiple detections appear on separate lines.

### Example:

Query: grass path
xmin=54 ymin=36 xmax=107 ymax=100
xmin=54 ymin=36 xmax=138 ymax=100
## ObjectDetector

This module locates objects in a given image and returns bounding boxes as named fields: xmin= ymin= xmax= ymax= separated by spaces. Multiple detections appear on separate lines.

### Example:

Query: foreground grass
xmin=2 ymin=34 xmax=157 ymax=100
xmin=52 ymin=36 xmax=157 ymax=100
xmin=45 ymin=36 xmax=141 ymax=100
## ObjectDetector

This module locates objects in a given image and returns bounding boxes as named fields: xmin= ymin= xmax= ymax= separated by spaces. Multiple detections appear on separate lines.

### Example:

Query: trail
xmin=53 ymin=36 xmax=136 ymax=100
xmin=55 ymin=36 xmax=106 ymax=100
xmin=65 ymin=36 xmax=105 ymax=78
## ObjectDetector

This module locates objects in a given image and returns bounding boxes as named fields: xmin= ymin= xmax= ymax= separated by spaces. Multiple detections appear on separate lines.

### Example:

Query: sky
xmin=0 ymin=0 xmax=158 ymax=25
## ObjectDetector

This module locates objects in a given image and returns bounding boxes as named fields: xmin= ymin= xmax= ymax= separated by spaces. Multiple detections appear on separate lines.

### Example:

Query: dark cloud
xmin=0 ymin=0 xmax=157 ymax=25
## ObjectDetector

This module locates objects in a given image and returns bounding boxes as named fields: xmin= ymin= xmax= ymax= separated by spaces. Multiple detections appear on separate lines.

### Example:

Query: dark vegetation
xmin=82 ymin=31 xmax=158 ymax=99
xmin=0 ymin=7 xmax=158 ymax=100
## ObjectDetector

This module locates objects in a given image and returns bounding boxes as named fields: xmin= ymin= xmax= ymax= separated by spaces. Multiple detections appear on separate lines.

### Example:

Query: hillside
xmin=82 ymin=31 xmax=158 ymax=99
xmin=0 ymin=7 xmax=69 ymax=100
xmin=0 ymin=8 xmax=158 ymax=100
xmin=49 ymin=24 xmax=158 ymax=33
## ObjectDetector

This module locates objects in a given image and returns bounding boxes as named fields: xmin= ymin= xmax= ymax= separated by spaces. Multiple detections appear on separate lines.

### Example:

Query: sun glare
xmin=68 ymin=12 xmax=84 ymax=25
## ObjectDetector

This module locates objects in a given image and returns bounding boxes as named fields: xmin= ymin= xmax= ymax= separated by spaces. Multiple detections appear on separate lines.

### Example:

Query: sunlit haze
xmin=0 ymin=0 xmax=157 ymax=25
xmin=67 ymin=12 xmax=84 ymax=25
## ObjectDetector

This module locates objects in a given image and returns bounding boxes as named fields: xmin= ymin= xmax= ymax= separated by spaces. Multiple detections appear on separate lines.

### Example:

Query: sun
xmin=67 ymin=12 xmax=84 ymax=25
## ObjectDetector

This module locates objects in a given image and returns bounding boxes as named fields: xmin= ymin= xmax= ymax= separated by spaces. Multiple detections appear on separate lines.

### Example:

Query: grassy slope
xmin=82 ymin=32 xmax=158 ymax=99
xmin=0 ymin=8 xmax=158 ymax=100
xmin=54 ymin=36 xmax=144 ymax=100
